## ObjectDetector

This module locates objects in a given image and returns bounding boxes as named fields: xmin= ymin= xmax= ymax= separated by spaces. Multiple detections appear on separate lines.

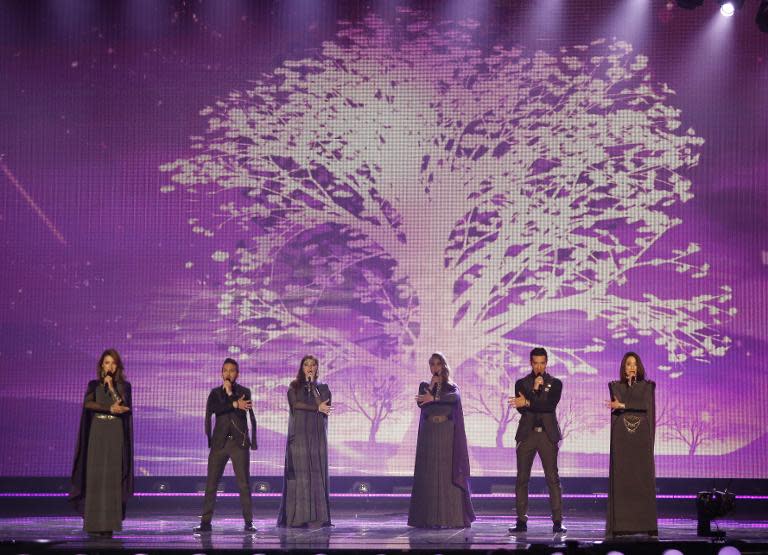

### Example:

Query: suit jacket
xmin=205 ymin=382 xmax=257 ymax=450
xmin=514 ymin=372 xmax=562 ymax=444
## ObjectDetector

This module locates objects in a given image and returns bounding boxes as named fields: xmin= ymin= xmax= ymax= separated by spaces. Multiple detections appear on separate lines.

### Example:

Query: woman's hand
xmin=110 ymin=402 xmax=130 ymax=414
xmin=318 ymin=400 xmax=333 ymax=415
xmin=606 ymin=399 xmax=625 ymax=410
xmin=415 ymin=392 xmax=435 ymax=405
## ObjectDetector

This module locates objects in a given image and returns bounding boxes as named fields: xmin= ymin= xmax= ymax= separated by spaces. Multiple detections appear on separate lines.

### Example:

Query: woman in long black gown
xmin=277 ymin=354 xmax=333 ymax=528
xmin=606 ymin=351 xmax=658 ymax=538
xmin=70 ymin=348 xmax=134 ymax=537
xmin=408 ymin=353 xmax=475 ymax=528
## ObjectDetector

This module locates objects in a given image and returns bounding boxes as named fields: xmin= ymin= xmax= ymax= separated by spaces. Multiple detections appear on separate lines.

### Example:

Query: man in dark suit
xmin=508 ymin=347 xmax=566 ymax=534
xmin=194 ymin=358 xmax=257 ymax=533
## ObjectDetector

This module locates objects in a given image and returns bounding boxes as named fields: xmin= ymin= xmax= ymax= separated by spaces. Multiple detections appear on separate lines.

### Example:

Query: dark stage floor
xmin=1 ymin=510 xmax=767 ymax=554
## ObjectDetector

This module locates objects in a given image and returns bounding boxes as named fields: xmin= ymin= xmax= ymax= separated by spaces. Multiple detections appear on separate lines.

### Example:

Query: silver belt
xmin=95 ymin=413 xmax=118 ymax=420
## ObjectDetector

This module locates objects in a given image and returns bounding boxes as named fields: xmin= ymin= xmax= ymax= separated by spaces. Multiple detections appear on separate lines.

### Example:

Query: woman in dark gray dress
xmin=70 ymin=348 xmax=133 ymax=537
xmin=408 ymin=353 xmax=475 ymax=528
xmin=606 ymin=351 xmax=658 ymax=538
xmin=278 ymin=354 xmax=333 ymax=528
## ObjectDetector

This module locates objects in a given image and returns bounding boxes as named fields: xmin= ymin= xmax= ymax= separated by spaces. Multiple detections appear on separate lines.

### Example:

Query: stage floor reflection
xmin=1 ymin=512 xmax=767 ymax=553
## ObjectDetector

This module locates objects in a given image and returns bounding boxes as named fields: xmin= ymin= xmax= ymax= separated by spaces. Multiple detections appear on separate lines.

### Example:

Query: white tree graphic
xmin=162 ymin=10 xmax=734 ymax=448
xmin=462 ymin=346 xmax=522 ymax=448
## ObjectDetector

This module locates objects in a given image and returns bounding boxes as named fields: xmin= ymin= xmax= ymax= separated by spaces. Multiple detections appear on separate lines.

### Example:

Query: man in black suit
xmin=508 ymin=347 xmax=566 ymax=534
xmin=194 ymin=358 xmax=257 ymax=533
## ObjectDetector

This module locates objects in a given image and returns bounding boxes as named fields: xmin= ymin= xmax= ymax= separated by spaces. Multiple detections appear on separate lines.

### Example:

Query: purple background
xmin=0 ymin=1 xmax=766 ymax=478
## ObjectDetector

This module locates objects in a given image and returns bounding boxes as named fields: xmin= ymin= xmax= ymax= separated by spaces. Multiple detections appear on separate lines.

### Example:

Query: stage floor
xmin=1 ymin=512 xmax=767 ymax=554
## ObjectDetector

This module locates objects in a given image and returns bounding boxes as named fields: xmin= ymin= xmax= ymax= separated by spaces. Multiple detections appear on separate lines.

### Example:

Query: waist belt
xmin=533 ymin=426 xmax=544 ymax=432
xmin=428 ymin=415 xmax=448 ymax=424
xmin=95 ymin=413 xmax=118 ymax=420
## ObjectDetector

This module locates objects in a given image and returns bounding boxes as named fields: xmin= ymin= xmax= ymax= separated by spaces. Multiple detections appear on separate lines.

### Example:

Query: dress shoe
xmin=552 ymin=521 xmax=567 ymax=534
xmin=243 ymin=522 xmax=257 ymax=532
xmin=193 ymin=523 xmax=212 ymax=533
xmin=508 ymin=520 xmax=527 ymax=533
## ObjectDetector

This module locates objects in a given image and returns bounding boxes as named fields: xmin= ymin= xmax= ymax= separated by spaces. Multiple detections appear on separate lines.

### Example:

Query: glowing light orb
xmin=720 ymin=2 xmax=735 ymax=16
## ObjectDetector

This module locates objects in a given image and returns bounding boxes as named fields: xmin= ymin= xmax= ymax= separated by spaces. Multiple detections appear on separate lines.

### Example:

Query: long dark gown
xmin=408 ymin=382 xmax=475 ymax=528
xmin=606 ymin=379 xmax=658 ymax=537
xmin=70 ymin=380 xmax=134 ymax=533
xmin=277 ymin=383 xmax=332 ymax=528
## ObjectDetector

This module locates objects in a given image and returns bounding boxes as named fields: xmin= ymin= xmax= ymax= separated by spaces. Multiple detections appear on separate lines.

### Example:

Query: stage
xmin=1 ymin=497 xmax=766 ymax=554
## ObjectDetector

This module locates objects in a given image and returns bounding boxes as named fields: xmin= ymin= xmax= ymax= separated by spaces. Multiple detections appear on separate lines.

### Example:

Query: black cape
xmin=69 ymin=379 xmax=134 ymax=519
xmin=606 ymin=379 xmax=657 ymax=536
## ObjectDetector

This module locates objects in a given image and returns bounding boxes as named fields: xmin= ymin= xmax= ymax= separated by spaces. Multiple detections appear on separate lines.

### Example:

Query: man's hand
xmin=533 ymin=375 xmax=544 ymax=391
xmin=318 ymin=400 xmax=333 ymax=415
xmin=509 ymin=390 xmax=528 ymax=408
xmin=223 ymin=379 xmax=233 ymax=395
xmin=234 ymin=395 xmax=252 ymax=411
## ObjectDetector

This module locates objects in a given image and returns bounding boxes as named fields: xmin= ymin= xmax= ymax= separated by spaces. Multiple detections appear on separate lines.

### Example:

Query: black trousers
xmin=515 ymin=431 xmax=562 ymax=522
xmin=200 ymin=437 xmax=253 ymax=524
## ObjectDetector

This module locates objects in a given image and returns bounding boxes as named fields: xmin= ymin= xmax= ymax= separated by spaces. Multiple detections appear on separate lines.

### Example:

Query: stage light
xmin=696 ymin=488 xmax=735 ymax=537
xmin=351 ymin=481 xmax=372 ymax=494
xmin=757 ymin=0 xmax=768 ymax=32
xmin=675 ymin=0 xmax=704 ymax=8
xmin=253 ymin=481 xmax=271 ymax=493
xmin=718 ymin=0 xmax=745 ymax=17
xmin=152 ymin=481 xmax=170 ymax=492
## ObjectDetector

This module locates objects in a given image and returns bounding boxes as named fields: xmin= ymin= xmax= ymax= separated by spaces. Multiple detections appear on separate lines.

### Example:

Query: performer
xmin=408 ymin=353 xmax=475 ymax=528
xmin=194 ymin=358 xmax=257 ymax=533
xmin=277 ymin=354 xmax=333 ymax=528
xmin=69 ymin=348 xmax=133 ymax=537
xmin=606 ymin=352 xmax=658 ymax=538
xmin=508 ymin=347 xmax=566 ymax=534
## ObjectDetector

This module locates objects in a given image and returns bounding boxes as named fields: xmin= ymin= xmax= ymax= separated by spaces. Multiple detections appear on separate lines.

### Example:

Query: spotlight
xmin=696 ymin=488 xmax=735 ymax=537
xmin=253 ymin=481 xmax=271 ymax=494
xmin=718 ymin=0 xmax=745 ymax=17
xmin=351 ymin=481 xmax=372 ymax=494
xmin=152 ymin=481 xmax=170 ymax=493
xmin=757 ymin=0 xmax=768 ymax=32
xmin=675 ymin=0 xmax=704 ymax=8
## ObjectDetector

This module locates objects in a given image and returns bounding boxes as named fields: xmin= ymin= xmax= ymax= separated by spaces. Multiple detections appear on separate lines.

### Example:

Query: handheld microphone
xmin=103 ymin=371 xmax=113 ymax=395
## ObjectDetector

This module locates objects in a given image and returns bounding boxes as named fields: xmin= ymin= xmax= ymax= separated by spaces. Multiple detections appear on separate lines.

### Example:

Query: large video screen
xmin=1 ymin=1 xmax=766 ymax=479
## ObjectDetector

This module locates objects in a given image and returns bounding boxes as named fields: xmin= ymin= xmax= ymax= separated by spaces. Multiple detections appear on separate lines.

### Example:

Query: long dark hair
xmin=619 ymin=351 xmax=646 ymax=383
xmin=429 ymin=352 xmax=454 ymax=385
xmin=290 ymin=354 xmax=319 ymax=390
xmin=97 ymin=348 xmax=126 ymax=383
